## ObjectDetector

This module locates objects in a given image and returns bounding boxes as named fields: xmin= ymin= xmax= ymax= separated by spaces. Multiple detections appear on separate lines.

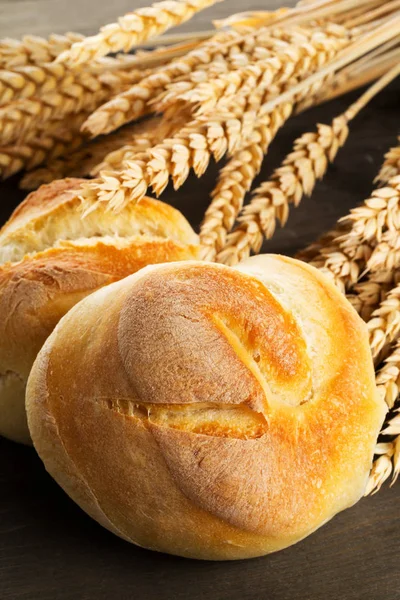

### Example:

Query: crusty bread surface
xmin=26 ymin=256 xmax=386 ymax=559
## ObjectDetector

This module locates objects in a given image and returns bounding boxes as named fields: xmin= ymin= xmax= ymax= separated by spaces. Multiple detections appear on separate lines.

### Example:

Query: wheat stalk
xmin=199 ymin=103 xmax=293 ymax=260
xmin=56 ymin=0 xmax=224 ymax=67
xmin=0 ymin=33 xmax=84 ymax=69
xmin=375 ymin=138 xmax=400 ymax=184
xmin=0 ymin=69 xmax=143 ymax=146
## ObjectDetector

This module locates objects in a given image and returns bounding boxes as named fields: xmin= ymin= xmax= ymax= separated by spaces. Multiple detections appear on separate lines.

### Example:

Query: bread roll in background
xmin=0 ymin=179 xmax=199 ymax=444
xmin=26 ymin=256 xmax=386 ymax=560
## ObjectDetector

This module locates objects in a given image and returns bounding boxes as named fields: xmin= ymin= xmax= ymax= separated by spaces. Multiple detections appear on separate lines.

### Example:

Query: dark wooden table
xmin=1 ymin=2 xmax=400 ymax=599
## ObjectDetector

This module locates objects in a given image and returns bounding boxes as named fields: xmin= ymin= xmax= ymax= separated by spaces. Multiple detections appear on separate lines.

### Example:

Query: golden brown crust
xmin=1 ymin=179 xmax=85 ymax=231
xmin=0 ymin=178 xmax=199 ymax=444
xmin=26 ymin=256 xmax=386 ymax=559
xmin=0 ymin=180 xmax=198 ymax=264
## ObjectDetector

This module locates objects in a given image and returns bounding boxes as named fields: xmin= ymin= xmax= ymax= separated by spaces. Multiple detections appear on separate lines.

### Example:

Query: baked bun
xmin=0 ymin=179 xmax=199 ymax=444
xmin=26 ymin=256 xmax=385 ymax=560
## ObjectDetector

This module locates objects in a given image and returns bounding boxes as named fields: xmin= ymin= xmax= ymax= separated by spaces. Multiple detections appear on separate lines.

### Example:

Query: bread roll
xmin=0 ymin=179 xmax=199 ymax=444
xmin=26 ymin=256 xmax=386 ymax=560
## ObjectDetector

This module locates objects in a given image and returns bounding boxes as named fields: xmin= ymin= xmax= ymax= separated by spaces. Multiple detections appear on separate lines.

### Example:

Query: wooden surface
xmin=0 ymin=0 xmax=289 ymax=38
xmin=1 ymin=2 xmax=400 ymax=599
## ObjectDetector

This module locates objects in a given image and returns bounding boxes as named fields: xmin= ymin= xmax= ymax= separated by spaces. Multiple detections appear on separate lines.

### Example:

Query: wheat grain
xmin=0 ymin=33 xmax=84 ymax=69
xmin=216 ymin=114 xmax=350 ymax=267
xmin=91 ymin=111 xmax=190 ymax=174
xmin=199 ymin=103 xmax=293 ymax=261
xmin=367 ymin=281 xmax=400 ymax=362
xmin=0 ymin=69 xmax=143 ymax=146
xmin=376 ymin=139 xmax=400 ymax=185
xmin=367 ymin=228 xmax=400 ymax=273
xmin=347 ymin=269 xmax=399 ymax=321
xmin=375 ymin=338 xmax=400 ymax=408
xmin=365 ymin=445 xmax=394 ymax=495
xmin=56 ymin=0 xmax=224 ymax=67
xmin=334 ymin=175 xmax=400 ymax=277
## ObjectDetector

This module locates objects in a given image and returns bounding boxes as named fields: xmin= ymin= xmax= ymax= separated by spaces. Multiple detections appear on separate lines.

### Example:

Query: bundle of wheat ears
xmin=1 ymin=0 xmax=400 ymax=493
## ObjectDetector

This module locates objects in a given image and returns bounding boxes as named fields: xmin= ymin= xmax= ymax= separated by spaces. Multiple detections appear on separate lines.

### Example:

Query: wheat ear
xmin=0 ymin=61 xmax=146 ymax=107
xmin=56 ymin=0 xmax=224 ymax=67
xmin=0 ymin=111 xmax=90 ymax=180
xmin=380 ymin=406 xmax=400 ymax=485
xmin=20 ymin=114 xmax=185 ymax=189
xmin=0 ymin=69 xmax=143 ymax=146
xmin=199 ymin=103 xmax=293 ymax=261
xmin=295 ymin=225 xmax=348 ymax=262
xmin=168 ymin=24 xmax=351 ymax=115
xmin=80 ymin=107 xmax=249 ymax=212
xmin=216 ymin=63 xmax=400 ymax=269
xmin=366 ymin=338 xmax=400 ymax=494
xmin=0 ymin=33 xmax=84 ymax=69
xmin=84 ymin=22 xmax=353 ymax=138
xmin=82 ymin=29 xmax=242 ymax=137
xmin=91 ymin=110 xmax=191 ymax=174
xmin=336 ymin=174 xmax=400 ymax=276
xmin=217 ymin=115 xmax=349 ymax=267
xmin=308 ymin=170 xmax=400 ymax=293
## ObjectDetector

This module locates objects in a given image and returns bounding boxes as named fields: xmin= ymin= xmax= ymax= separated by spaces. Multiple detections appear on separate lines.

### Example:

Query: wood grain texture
xmin=1 ymin=1 xmax=400 ymax=599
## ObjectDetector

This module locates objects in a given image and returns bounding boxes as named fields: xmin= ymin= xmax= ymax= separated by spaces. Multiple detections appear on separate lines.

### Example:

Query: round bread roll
xmin=0 ymin=179 xmax=199 ymax=444
xmin=26 ymin=256 xmax=385 ymax=560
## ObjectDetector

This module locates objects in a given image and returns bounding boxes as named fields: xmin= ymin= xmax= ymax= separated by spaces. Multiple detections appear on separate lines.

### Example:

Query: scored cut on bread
xmin=26 ymin=256 xmax=386 ymax=559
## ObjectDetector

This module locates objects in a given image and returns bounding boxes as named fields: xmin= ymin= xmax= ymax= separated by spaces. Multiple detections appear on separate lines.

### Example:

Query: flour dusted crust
xmin=0 ymin=179 xmax=199 ymax=443
xmin=26 ymin=256 xmax=386 ymax=559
